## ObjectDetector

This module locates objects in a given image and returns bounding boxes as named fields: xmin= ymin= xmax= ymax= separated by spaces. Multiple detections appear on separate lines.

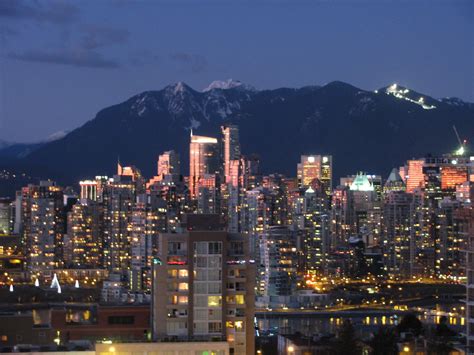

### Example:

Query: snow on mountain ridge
xmin=203 ymin=79 xmax=257 ymax=92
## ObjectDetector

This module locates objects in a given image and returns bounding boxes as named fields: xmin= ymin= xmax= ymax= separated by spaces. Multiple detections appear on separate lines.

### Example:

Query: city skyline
xmin=1 ymin=1 xmax=473 ymax=353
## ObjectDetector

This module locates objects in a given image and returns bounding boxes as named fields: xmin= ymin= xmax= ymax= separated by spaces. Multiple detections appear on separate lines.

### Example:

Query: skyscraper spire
xmin=117 ymin=156 xmax=122 ymax=175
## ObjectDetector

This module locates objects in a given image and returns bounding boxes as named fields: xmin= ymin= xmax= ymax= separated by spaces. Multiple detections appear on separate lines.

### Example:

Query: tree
xmin=397 ymin=313 xmax=423 ymax=336
xmin=332 ymin=320 xmax=362 ymax=355
xmin=369 ymin=327 xmax=397 ymax=355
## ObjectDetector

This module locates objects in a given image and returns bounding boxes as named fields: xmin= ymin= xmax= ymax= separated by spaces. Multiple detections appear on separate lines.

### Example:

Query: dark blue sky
xmin=0 ymin=0 xmax=472 ymax=142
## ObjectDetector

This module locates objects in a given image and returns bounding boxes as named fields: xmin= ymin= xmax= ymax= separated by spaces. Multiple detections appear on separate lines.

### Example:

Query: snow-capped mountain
xmin=202 ymin=79 xmax=256 ymax=92
xmin=1 ymin=80 xmax=473 ymax=192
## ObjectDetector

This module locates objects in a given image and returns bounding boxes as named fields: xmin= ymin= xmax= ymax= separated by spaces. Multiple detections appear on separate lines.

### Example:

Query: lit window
xmin=235 ymin=295 xmax=245 ymax=305
xmin=178 ymin=283 xmax=188 ymax=291
xmin=235 ymin=320 xmax=244 ymax=331
xmin=208 ymin=296 xmax=222 ymax=307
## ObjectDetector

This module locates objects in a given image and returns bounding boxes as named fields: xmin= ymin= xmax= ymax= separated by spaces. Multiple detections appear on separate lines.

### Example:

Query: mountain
xmin=1 ymin=80 xmax=474 ymax=193
xmin=0 ymin=131 xmax=69 ymax=159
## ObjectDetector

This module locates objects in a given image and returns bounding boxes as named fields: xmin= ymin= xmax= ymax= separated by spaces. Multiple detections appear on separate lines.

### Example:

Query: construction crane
xmin=453 ymin=125 xmax=467 ymax=156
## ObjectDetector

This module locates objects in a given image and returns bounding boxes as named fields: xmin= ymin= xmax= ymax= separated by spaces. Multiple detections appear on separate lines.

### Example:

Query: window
xmin=168 ymin=269 xmax=178 ymax=278
xmin=194 ymin=295 xmax=207 ymax=307
xmin=194 ymin=283 xmax=207 ymax=294
xmin=166 ymin=321 xmax=187 ymax=334
xmin=208 ymin=269 xmax=221 ymax=281
xmin=230 ymin=242 xmax=244 ymax=255
xmin=178 ymin=269 xmax=188 ymax=278
xmin=235 ymin=295 xmax=245 ymax=305
xmin=208 ymin=256 xmax=221 ymax=268
xmin=235 ymin=308 xmax=245 ymax=317
xmin=209 ymin=242 xmax=222 ymax=254
xmin=195 ymin=242 xmax=207 ymax=254
xmin=208 ymin=296 xmax=222 ymax=307
xmin=168 ymin=242 xmax=184 ymax=255
xmin=195 ymin=256 xmax=207 ymax=268
xmin=178 ymin=282 xmax=188 ymax=291
xmin=208 ymin=282 xmax=221 ymax=294
xmin=194 ymin=309 xmax=207 ymax=320
xmin=208 ymin=322 xmax=222 ymax=332
xmin=208 ymin=309 xmax=221 ymax=320
xmin=235 ymin=320 xmax=244 ymax=331
xmin=178 ymin=296 xmax=188 ymax=305
xmin=194 ymin=322 xmax=207 ymax=333
xmin=226 ymin=321 xmax=234 ymax=328
xmin=195 ymin=270 xmax=207 ymax=281
xmin=1 ymin=335 xmax=7 ymax=342
xmin=108 ymin=316 xmax=134 ymax=325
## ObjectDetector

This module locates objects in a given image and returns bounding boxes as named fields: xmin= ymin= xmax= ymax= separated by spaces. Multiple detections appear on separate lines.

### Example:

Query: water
xmin=256 ymin=311 xmax=465 ymax=338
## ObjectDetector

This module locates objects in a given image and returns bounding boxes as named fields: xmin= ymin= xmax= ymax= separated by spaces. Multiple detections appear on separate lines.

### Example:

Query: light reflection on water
xmin=257 ymin=313 xmax=464 ymax=337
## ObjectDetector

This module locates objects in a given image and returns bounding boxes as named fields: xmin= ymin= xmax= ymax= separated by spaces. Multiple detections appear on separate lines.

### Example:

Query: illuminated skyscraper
xmin=297 ymin=155 xmax=332 ymax=201
xmin=66 ymin=199 xmax=103 ymax=269
xmin=383 ymin=190 xmax=419 ymax=278
xmin=130 ymin=193 xmax=166 ymax=291
xmin=20 ymin=181 xmax=66 ymax=275
xmin=189 ymin=134 xmax=220 ymax=198
xmin=259 ymin=226 xmax=298 ymax=306
xmin=458 ymin=207 xmax=474 ymax=351
xmin=384 ymin=168 xmax=406 ymax=193
xmin=441 ymin=165 xmax=468 ymax=190
xmin=102 ymin=175 xmax=136 ymax=275
xmin=406 ymin=159 xmax=425 ymax=193
xmin=158 ymin=150 xmax=180 ymax=177
xmin=221 ymin=125 xmax=241 ymax=184
xmin=0 ymin=198 xmax=12 ymax=235
xmin=291 ymin=183 xmax=330 ymax=275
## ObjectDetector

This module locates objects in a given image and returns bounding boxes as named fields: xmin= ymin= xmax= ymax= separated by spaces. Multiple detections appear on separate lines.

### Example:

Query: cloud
xmin=170 ymin=52 xmax=208 ymax=73
xmin=80 ymin=25 xmax=130 ymax=50
xmin=0 ymin=0 xmax=79 ymax=24
xmin=8 ymin=49 xmax=119 ymax=69
xmin=130 ymin=49 xmax=160 ymax=66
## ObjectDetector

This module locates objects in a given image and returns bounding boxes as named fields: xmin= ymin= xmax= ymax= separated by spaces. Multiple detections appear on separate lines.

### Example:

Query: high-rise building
xmin=0 ymin=198 xmax=12 ymax=235
xmin=221 ymin=125 xmax=240 ymax=184
xmin=382 ymin=190 xmax=420 ymax=278
xmin=66 ymin=199 xmax=103 ymax=269
xmin=79 ymin=176 xmax=108 ymax=201
xmin=197 ymin=174 xmax=221 ymax=214
xmin=129 ymin=194 xmax=165 ymax=291
xmin=291 ymin=184 xmax=330 ymax=275
xmin=384 ymin=168 xmax=406 ymax=193
xmin=459 ymin=207 xmax=474 ymax=351
xmin=152 ymin=214 xmax=255 ymax=355
xmin=20 ymin=181 xmax=66 ymax=275
xmin=406 ymin=159 xmax=425 ymax=193
xmin=297 ymin=155 xmax=332 ymax=201
xmin=259 ymin=226 xmax=298 ymax=307
xmin=102 ymin=175 xmax=136 ymax=276
xmin=441 ymin=165 xmax=468 ymax=190
xmin=158 ymin=150 xmax=181 ymax=177
xmin=189 ymin=134 xmax=220 ymax=198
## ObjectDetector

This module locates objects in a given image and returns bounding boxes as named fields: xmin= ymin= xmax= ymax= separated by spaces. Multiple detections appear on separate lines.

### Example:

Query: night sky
xmin=0 ymin=0 xmax=472 ymax=142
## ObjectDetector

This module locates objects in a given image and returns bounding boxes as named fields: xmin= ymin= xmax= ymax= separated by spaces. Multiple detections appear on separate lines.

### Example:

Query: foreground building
xmin=152 ymin=214 xmax=255 ymax=355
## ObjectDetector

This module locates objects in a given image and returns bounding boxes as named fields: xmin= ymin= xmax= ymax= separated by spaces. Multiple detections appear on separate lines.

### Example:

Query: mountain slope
xmin=2 ymin=80 xmax=474 ymax=188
